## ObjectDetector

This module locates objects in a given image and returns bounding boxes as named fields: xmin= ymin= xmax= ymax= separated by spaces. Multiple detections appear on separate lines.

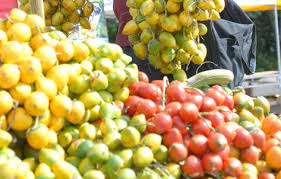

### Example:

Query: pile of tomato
xmin=124 ymin=72 xmax=281 ymax=178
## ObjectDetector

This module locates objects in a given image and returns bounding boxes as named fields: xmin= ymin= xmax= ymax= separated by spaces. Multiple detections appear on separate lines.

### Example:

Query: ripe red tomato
xmin=169 ymin=143 xmax=188 ymax=162
xmin=216 ymin=144 xmax=230 ymax=160
xmin=205 ymin=111 xmax=224 ymax=129
xmin=182 ymin=155 xmax=204 ymax=178
xmin=125 ymin=96 xmax=142 ymax=116
xmin=156 ymin=104 xmax=164 ymax=113
xmin=200 ymin=96 xmax=217 ymax=112
xmin=233 ymin=128 xmax=254 ymax=149
xmin=172 ymin=115 xmax=187 ymax=135
xmin=217 ymin=125 xmax=237 ymax=143
xmin=211 ymin=85 xmax=226 ymax=95
xmin=250 ymin=128 xmax=266 ymax=149
xmin=191 ymin=119 xmax=211 ymax=136
xmin=155 ymin=97 xmax=163 ymax=105
xmin=128 ymin=81 xmax=146 ymax=95
xmin=166 ymin=84 xmax=186 ymax=102
xmin=185 ymin=94 xmax=203 ymax=109
xmin=185 ymin=88 xmax=204 ymax=96
xmin=189 ymin=134 xmax=208 ymax=156
xmin=223 ymin=158 xmax=242 ymax=177
xmin=222 ymin=95 xmax=234 ymax=110
xmin=152 ymin=112 xmax=173 ymax=134
xmin=202 ymin=153 xmax=223 ymax=175
xmin=136 ymin=99 xmax=157 ymax=118
xmin=183 ymin=132 xmax=191 ymax=149
xmin=163 ymin=128 xmax=183 ymax=147
xmin=205 ymin=88 xmax=225 ymax=106
xmin=179 ymin=103 xmax=199 ymax=123
xmin=220 ymin=110 xmax=235 ymax=122
xmin=208 ymin=132 xmax=228 ymax=152
xmin=164 ymin=102 xmax=182 ymax=117
xmin=240 ymin=145 xmax=260 ymax=164
xmin=138 ymin=71 xmax=149 ymax=83
xmin=136 ymin=83 xmax=162 ymax=101
xmin=151 ymin=80 xmax=164 ymax=90
xmin=147 ymin=117 xmax=156 ymax=133
xmin=258 ymin=172 xmax=275 ymax=179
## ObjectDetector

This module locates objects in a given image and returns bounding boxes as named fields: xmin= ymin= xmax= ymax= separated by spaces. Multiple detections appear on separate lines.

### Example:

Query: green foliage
xmin=247 ymin=11 xmax=281 ymax=72
xmin=106 ymin=18 xmax=119 ymax=43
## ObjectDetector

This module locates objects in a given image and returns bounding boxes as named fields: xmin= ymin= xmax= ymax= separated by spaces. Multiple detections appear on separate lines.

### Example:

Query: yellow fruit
xmin=34 ymin=46 xmax=57 ymax=72
xmin=24 ymin=92 xmax=49 ymax=117
xmin=48 ymin=116 xmax=65 ymax=132
xmin=8 ymin=107 xmax=33 ymax=131
xmin=0 ymin=129 xmax=12 ymax=147
xmin=66 ymin=101 xmax=86 ymax=125
xmin=191 ymin=50 xmax=205 ymax=65
xmin=140 ymin=0 xmax=155 ymax=16
xmin=161 ymin=16 xmax=178 ymax=32
xmin=179 ymin=11 xmax=193 ymax=27
xmin=56 ymin=40 xmax=74 ymax=62
xmin=209 ymin=9 xmax=221 ymax=20
xmin=35 ymin=77 xmax=58 ymax=100
xmin=39 ymin=109 xmax=51 ymax=126
xmin=73 ymin=42 xmax=90 ymax=62
xmin=83 ymin=2 xmax=94 ymax=17
xmin=0 ymin=30 xmax=7 ymax=48
xmin=24 ymin=14 xmax=45 ymax=35
xmin=80 ymin=17 xmax=91 ymax=29
xmin=9 ymin=82 xmax=32 ymax=105
xmin=146 ymin=12 xmax=160 ymax=25
xmin=0 ymin=115 xmax=7 ymax=130
xmin=129 ymin=8 xmax=139 ymax=19
xmin=198 ymin=0 xmax=216 ymax=10
xmin=166 ymin=0 xmax=181 ymax=13
xmin=23 ymin=157 xmax=36 ymax=171
xmin=0 ymin=64 xmax=20 ymax=89
xmin=52 ymin=12 xmax=64 ymax=26
xmin=19 ymin=56 xmax=42 ymax=84
xmin=47 ymin=129 xmax=58 ymax=147
xmin=60 ymin=85 xmax=69 ymax=96
xmin=7 ymin=23 xmax=31 ymax=42
xmin=8 ymin=8 xmax=27 ymax=24
xmin=30 ymin=33 xmax=52 ymax=50
xmin=46 ymin=65 xmax=69 ymax=90
xmin=22 ymin=43 xmax=33 ymax=56
xmin=183 ymin=0 xmax=196 ymax=12
xmin=61 ymin=7 xmax=72 ymax=16
xmin=62 ymin=0 xmax=76 ymax=10
xmin=50 ymin=94 xmax=72 ymax=117
xmin=0 ymin=20 xmax=7 ymax=31
xmin=67 ymin=11 xmax=80 ymax=23
xmin=26 ymin=124 xmax=49 ymax=149
xmin=60 ymin=64 xmax=78 ymax=83
xmin=133 ymin=42 xmax=147 ymax=60
xmin=1 ymin=41 xmax=25 ymax=64
xmin=214 ymin=0 xmax=225 ymax=12
xmin=123 ymin=20 xmax=139 ymax=35
xmin=35 ymin=163 xmax=51 ymax=176
xmin=62 ymin=22 xmax=75 ymax=32
xmin=0 ymin=91 xmax=13 ymax=115
xmin=198 ymin=43 xmax=207 ymax=57
xmin=75 ymin=0 xmax=85 ymax=8
xmin=194 ymin=9 xmax=210 ymax=21
xmin=155 ymin=0 xmax=165 ymax=13
xmin=198 ymin=23 xmax=208 ymax=35
xmin=138 ymin=21 xmax=151 ymax=31
xmin=44 ymin=1 xmax=51 ymax=15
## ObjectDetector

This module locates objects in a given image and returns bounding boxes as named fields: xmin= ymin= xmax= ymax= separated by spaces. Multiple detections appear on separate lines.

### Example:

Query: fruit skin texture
xmin=223 ymin=157 xmax=242 ymax=177
xmin=240 ymin=145 xmax=260 ymax=164
xmin=152 ymin=112 xmax=173 ymax=134
xmin=179 ymin=102 xmax=199 ymax=123
xmin=202 ymin=153 xmax=223 ymax=175
xmin=168 ymin=143 xmax=188 ymax=162
xmin=208 ymin=132 xmax=228 ymax=152
xmin=163 ymin=128 xmax=183 ymax=147
xmin=265 ymin=146 xmax=281 ymax=170
xmin=189 ymin=134 xmax=208 ymax=156
xmin=182 ymin=155 xmax=204 ymax=178
xmin=258 ymin=172 xmax=275 ymax=179
xmin=233 ymin=128 xmax=253 ymax=149
xmin=262 ymin=113 xmax=281 ymax=135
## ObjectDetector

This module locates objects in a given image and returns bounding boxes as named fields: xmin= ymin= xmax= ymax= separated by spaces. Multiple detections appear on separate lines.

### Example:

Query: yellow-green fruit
xmin=198 ymin=23 xmax=208 ymax=35
xmin=24 ymin=92 xmax=49 ymax=116
xmin=123 ymin=20 xmax=139 ymax=35
xmin=198 ymin=0 xmax=216 ymax=10
xmin=194 ymin=9 xmax=210 ymax=21
xmin=140 ymin=0 xmax=155 ymax=16
xmin=24 ymin=14 xmax=45 ymax=35
xmin=159 ymin=32 xmax=176 ymax=48
xmin=146 ymin=12 xmax=160 ymax=25
xmin=161 ymin=48 xmax=176 ymax=63
xmin=0 ymin=64 xmax=20 ymax=89
xmin=83 ymin=2 xmax=94 ymax=17
xmin=62 ymin=22 xmax=75 ymax=32
xmin=46 ymin=65 xmax=69 ymax=90
xmin=73 ymin=42 xmax=90 ymax=62
xmin=56 ymin=40 xmax=74 ymax=62
xmin=214 ymin=0 xmax=225 ymax=12
xmin=133 ymin=43 xmax=147 ymax=60
xmin=191 ymin=51 xmax=205 ymax=65
xmin=210 ymin=9 xmax=221 ymax=20
xmin=179 ymin=11 xmax=193 ymax=27
xmin=183 ymin=0 xmax=196 ymax=12
xmin=166 ymin=0 xmax=181 ymax=13
xmin=52 ymin=12 xmax=64 ymax=26
xmin=182 ymin=40 xmax=198 ymax=55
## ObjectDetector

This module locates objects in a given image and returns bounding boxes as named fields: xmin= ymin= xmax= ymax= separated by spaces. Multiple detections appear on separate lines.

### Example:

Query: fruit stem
xmin=162 ymin=76 xmax=169 ymax=108
xmin=198 ymin=113 xmax=216 ymax=132
xmin=6 ymin=100 xmax=19 ymax=131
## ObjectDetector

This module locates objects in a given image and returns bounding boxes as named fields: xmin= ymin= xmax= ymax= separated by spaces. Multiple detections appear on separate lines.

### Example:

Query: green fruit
xmin=121 ymin=127 xmax=141 ymax=148
xmin=52 ymin=160 xmax=81 ymax=179
xmin=103 ymin=131 xmax=122 ymax=150
xmin=99 ymin=102 xmax=121 ymax=119
xmin=64 ymin=126 xmax=80 ymax=139
xmin=90 ymin=70 xmax=108 ymax=90
xmin=65 ymin=156 xmax=81 ymax=168
xmin=137 ymin=167 xmax=161 ymax=179
xmin=120 ymin=54 xmax=132 ymax=65
xmin=159 ymin=32 xmax=176 ymax=48
xmin=253 ymin=96 xmax=270 ymax=115
xmin=107 ymin=68 xmax=127 ymax=85
xmin=106 ymin=154 xmax=124 ymax=170
xmin=129 ymin=114 xmax=146 ymax=133
xmin=76 ymin=139 xmax=94 ymax=158
xmin=98 ymin=43 xmax=123 ymax=61
xmin=114 ymin=59 xmax=126 ymax=69
xmin=98 ymin=91 xmax=113 ymax=103
xmin=87 ymin=143 xmax=110 ymax=164
xmin=161 ymin=48 xmax=176 ymax=63
xmin=175 ymin=32 xmax=188 ymax=47
xmin=95 ymin=58 xmax=114 ymax=74
xmin=67 ymin=139 xmax=85 ymax=156
xmin=167 ymin=163 xmax=181 ymax=179
xmin=39 ymin=148 xmax=59 ymax=167
xmin=173 ymin=69 xmax=187 ymax=82
xmin=240 ymin=120 xmax=255 ymax=130
xmin=50 ymin=144 xmax=65 ymax=160
xmin=79 ymin=91 xmax=102 ymax=109
xmin=100 ymin=118 xmax=118 ymax=135
xmin=115 ymin=118 xmax=128 ymax=131
xmin=148 ymin=39 xmax=161 ymax=56
xmin=58 ymin=131 xmax=72 ymax=148
xmin=117 ymin=149 xmax=134 ymax=168
xmin=89 ymin=105 xmax=101 ymax=122
xmin=140 ymin=133 xmax=162 ymax=153
xmin=69 ymin=74 xmax=90 ymax=94
xmin=114 ymin=87 xmax=130 ymax=102
xmin=140 ymin=29 xmax=153 ymax=44
xmin=83 ymin=170 xmax=105 ymax=179
xmin=79 ymin=158 xmax=94 ymax=175
xmin=124 ymin=68 xmax=139 ymax=86
xmin=116 ymin=168 xmax=136 ymax=179
xmin=35 ymin=173 xmax=56 ymax=179
xmin=175 ymin=49 xmax=190 ymax=64
xmin=154 ymin=145 xmax=168 ymax=163
xmin=79 ymin=123 xmax=96 ymax=140
xmin=133 ymin=146 xmax=154 ymax=168
xmin=148 ymin=55 xmax=164 ymax=69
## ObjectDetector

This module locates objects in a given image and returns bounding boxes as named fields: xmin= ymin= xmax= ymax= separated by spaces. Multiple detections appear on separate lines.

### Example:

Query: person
xmin=113 ymin=0 xmax=256 ymax=87
xmin=113 ymin=0 xmax=171 ymax=81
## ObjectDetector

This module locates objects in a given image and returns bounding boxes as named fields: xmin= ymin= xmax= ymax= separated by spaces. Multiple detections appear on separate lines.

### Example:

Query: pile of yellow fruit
xmin=123 ymin=0 xmax=225 ymax=77
xmin=0 ymin=8 xmax=141 ymax=179
xmin=20 ymin=0 xmax=95 ymax=33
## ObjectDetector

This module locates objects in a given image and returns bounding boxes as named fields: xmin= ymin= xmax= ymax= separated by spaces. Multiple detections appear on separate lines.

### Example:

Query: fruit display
xmin=123 ymin=0 xmax=225 ymax=77
xmin=0 ymin=7 xmax=281 ymax=179
xmin=19 ymin=0 xmax=100 ymax=39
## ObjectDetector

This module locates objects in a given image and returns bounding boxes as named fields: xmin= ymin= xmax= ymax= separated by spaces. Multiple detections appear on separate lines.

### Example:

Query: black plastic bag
xmin=186 ymin=0 xmax=257 ymax=89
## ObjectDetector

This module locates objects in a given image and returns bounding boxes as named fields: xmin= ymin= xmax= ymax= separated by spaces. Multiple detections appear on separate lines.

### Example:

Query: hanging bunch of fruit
xmin=123 ymin=0 xmax=225 ymax=76
xmin=19 ymin=0 xmax=98 ymax=36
